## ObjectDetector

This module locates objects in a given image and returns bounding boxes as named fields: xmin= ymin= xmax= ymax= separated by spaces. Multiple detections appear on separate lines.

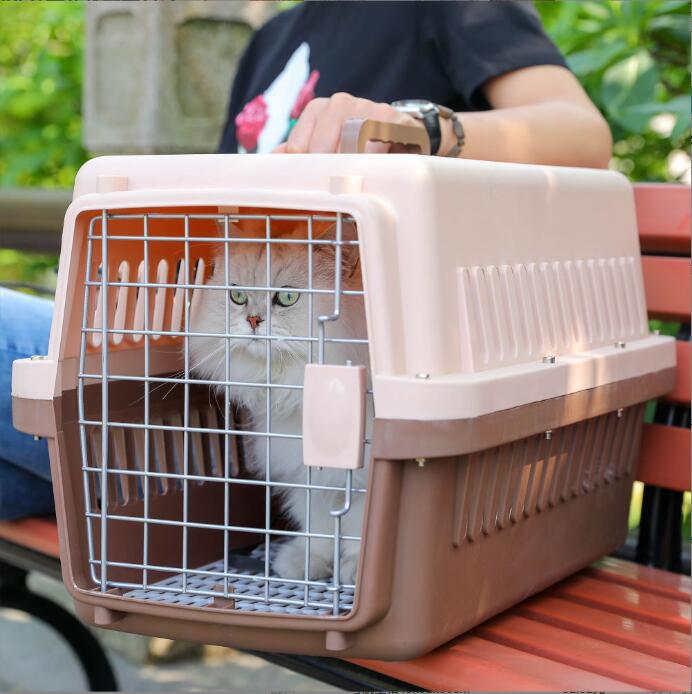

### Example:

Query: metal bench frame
xmin=0 ymin=540 xmax=118 ymax=691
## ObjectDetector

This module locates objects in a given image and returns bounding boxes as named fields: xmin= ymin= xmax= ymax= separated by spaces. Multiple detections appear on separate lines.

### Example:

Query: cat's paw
xmin=339 ymin=551 xmax=359 ymax=586
xmin=272 ymin=540 xmax=331 ymax=581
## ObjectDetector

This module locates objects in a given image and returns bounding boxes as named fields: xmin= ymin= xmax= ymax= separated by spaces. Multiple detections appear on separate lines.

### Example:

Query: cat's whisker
xmin=189 ymin=346 xmax=230 ymax=387
xmin=160 ymin=380 xmax=183 ymax=402
xmin=213 ymin=380 xmax=223 ymax=413
xmin=128 ymin=369 xmax=186 ymax=406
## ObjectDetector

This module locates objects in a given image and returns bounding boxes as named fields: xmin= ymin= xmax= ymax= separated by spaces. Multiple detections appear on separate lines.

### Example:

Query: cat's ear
xmin=315 ymin=220 xmax=360 ymax=279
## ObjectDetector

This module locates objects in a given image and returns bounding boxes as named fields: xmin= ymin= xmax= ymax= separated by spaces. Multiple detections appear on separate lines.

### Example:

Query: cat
xmin=189 ymin=220 xmax=370 ymax=585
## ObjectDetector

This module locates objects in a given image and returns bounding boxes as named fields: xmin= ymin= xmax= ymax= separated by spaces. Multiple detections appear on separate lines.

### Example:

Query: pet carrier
xmin=12 ymin=120 xmax=675 ymax=659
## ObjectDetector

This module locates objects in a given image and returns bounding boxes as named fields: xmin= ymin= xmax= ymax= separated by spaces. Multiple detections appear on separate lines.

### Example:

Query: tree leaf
xmin=671 ymin=113 xmax=691 ymax=141
xmin=623 ymin=94 xmax=690 ymax=118
xmin=581 ymin=1 xmax=614 ymax=21
xmin=601 ymin=50 xmax=659 ymax=131
xmin=650 ymin=14 xmax=690 ymax=45
xmin=567 ymin=39 xmax=629 ymax=76
xmin=654 ymin=0 xmax=691 ymax=14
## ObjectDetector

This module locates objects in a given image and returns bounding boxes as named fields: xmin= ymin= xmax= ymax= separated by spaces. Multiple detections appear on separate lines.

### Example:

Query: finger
xmin=308 ymin=92 xmax=359 ymax=153
xmin=286 ymin=98 xmax=327 ymax=153
xmin=272 ymin=143 xmax=288 ymax=153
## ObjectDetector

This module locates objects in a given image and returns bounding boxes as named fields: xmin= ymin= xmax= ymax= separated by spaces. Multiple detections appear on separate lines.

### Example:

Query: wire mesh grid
xmin=77 ymin=209 xmax=371 ymax=617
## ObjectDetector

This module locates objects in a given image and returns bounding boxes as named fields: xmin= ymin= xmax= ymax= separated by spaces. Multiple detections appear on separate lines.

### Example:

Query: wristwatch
xmin=391 ymin=99 xmax=465 ymax=157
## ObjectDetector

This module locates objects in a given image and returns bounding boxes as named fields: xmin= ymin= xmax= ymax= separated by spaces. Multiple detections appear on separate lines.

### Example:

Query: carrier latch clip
xmin=302 ymin=363 xmax=366 ymax=469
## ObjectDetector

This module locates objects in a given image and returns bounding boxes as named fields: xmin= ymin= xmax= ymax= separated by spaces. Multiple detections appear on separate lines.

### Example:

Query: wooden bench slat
xmin=476 ymin=613 xmax=689 ymax=691
xmin=642 ymin=255 xmax=691 ymax=321
xmin=353 ymin=635 xmax=646 ymax=692
xmin=353 ymin=641 xmax=567 ymax=693
xmin=450 ymin=636 xmax=647 ymax=692
xmin=352 ymin=559 xmax=689 ymax=692
xmin=667 ymin=340 xmax=691 ymax=404
xmin=589 ymin=556 xmax=691 ymax=601
xmin=515 ymin=595 xmax=690 ymax=666
xmin=635 ymin=183 xmax=691 ymax=255
xmin=637 ymin=423 xmax=691 ymax=492
xmin=551 ymin=575 xmax=690 ymax=633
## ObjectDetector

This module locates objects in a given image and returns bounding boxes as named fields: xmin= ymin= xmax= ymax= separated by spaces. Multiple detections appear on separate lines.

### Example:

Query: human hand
xmin=272 ymin=92 xmax=425 ymax=154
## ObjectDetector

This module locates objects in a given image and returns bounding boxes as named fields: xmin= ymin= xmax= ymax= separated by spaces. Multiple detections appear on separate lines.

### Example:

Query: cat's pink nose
xmin=247 ymin=314 xmax=263 ymax=331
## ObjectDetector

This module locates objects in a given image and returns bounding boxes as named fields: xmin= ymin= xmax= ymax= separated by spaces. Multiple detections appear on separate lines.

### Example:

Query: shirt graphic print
xmin=235 ymin=42 xmax=320 ymax=153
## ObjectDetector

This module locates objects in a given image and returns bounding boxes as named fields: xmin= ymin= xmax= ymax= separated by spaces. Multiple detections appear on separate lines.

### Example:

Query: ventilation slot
xmin=87 ymin=256 xmax=211 ymax=348
xmin=458 ymin=256 xmax=648 ymax=371
xmin=152 ymin=259 xmax=169 ymax=340
xmin=112 ymin=261 xmax=131 ymax=346
xmin=86 ymin=403 xmax=234 ymax=509
xmin=451 ymin=406 xmax=643 ymax=546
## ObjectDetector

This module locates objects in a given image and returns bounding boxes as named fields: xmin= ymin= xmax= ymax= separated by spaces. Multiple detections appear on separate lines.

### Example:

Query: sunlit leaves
xmin=602 ymin=50 xmax=660 ymax=131
xmin=537 ymin=0 xmax=691 ymax=182
xmin=0 ymin=3 xmax=86 ymax=188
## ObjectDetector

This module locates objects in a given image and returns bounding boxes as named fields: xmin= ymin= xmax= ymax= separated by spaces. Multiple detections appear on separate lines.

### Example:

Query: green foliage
xmin=0 ymin=2 xmax=86 ymax=188
xmin=0 ymin=249 xmax=57 ymax=290
xmin=536 ymin=0 xmax=691 ymax=182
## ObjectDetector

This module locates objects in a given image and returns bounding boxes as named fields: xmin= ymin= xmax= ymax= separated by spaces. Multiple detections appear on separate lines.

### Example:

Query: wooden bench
xmin=1 ymin=183 xmax=689 ymax=692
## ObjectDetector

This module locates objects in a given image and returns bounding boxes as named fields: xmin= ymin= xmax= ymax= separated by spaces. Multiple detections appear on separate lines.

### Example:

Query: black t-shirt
xmin=219 ymin=0 xmax=567 ymax=153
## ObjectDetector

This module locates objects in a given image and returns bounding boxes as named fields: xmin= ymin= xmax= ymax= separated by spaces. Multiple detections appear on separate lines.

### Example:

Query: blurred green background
xmin=0 ymin=2 xmax=84 ymax=288
xmin=1 ymin=0 xmax=689 ymax=286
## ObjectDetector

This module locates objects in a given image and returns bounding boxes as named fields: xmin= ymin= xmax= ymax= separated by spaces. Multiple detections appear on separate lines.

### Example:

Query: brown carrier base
xmin=22 ymin=369 xmax=669 ymax=660
xmin=70 ymin=446 xmax=637 ymax=660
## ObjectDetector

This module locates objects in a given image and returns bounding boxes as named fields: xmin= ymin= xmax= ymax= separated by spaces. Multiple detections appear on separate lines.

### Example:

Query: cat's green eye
xmin=230 ymin=288 xmax=249 ymax=305
xmin=274 ymin=288 xmax=300 ymax=307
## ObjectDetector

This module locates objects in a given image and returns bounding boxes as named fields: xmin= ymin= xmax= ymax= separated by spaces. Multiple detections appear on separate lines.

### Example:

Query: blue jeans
xmin=0 ymin=288 xmax=54 ymax=520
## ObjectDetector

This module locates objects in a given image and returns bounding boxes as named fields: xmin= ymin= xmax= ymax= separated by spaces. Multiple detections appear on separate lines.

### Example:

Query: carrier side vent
xmin=458 ymin=257 xmax=648 ymax=372
xmin=452 ymin=405 xmax=643 ymax=547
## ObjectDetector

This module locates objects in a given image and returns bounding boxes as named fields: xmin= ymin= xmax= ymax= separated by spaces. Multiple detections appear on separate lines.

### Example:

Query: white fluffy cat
xmin=189 ymin=222 xmax=369 ymax=585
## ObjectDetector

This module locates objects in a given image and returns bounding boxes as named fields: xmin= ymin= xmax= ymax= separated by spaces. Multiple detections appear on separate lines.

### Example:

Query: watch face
xmin=391 ymin=99 xmax=437 ymax=117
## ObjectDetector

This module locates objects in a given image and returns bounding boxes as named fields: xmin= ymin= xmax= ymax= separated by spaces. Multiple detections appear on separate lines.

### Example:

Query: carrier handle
xmin=339 ymin=118 xmax=430 ymax=155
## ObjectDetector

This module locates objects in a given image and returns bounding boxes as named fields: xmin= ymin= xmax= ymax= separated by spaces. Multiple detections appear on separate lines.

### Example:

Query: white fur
xmin=190 ymin=233 xmax=369 ymax=584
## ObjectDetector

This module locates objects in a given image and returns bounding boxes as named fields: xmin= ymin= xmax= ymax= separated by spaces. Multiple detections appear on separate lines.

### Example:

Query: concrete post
xmin=84 ymin=1 xmax=276 ymax=153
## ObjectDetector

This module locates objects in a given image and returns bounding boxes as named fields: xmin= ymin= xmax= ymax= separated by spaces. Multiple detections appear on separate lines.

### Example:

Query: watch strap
xmin=420 ymin=107 xmax=442 ymax=156
xmin=438 ymin=105 xmax=465 ymax=157
xmin=390 ymin=101 xmax=462 ymax=157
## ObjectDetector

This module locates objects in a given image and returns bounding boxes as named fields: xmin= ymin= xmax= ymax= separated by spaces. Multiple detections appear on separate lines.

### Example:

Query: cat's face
xmin=209 ymin=242 xmax=315 ymax=362
xmin=189 ymin=227 xmax=362 ymax=389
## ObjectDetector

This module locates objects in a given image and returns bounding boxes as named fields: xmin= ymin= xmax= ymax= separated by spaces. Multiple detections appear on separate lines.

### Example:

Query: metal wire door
xmin=77 ymin=208 xmax=370 ymax=616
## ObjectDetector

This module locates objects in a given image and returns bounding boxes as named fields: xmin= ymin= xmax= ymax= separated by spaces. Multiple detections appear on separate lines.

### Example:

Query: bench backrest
xmin=635 ymin=183 xmax=690 ymax=493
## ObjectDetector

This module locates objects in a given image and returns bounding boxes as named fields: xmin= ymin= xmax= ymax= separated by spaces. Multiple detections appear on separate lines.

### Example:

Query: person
xmin=0 ymin=288 xmax=54 ymax=519
xmin=0 ymin=1 xmax=611 ymax=520
xmin=220 ymin=1 xmax=611 ymax=166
